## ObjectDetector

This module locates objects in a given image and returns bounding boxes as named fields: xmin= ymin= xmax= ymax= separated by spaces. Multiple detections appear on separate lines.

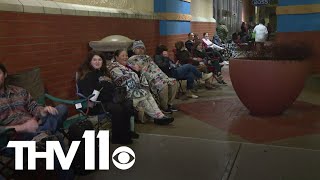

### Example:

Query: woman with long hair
xmin=77 ymin=50 xmax=136 ymax=144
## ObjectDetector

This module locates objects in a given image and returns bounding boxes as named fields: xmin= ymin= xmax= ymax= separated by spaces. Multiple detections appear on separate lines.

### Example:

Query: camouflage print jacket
xmin=127 ymin=55 xmax=176 ymax=94
xmin=107 ymin=61 xmax=149 ymax=100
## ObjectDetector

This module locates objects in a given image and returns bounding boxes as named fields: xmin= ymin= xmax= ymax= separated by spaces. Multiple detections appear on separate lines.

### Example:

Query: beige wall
xmin=191 ymin=0 xmax=215 ymax=22
xmin=51 ymin=0 xmax=154 ymax=13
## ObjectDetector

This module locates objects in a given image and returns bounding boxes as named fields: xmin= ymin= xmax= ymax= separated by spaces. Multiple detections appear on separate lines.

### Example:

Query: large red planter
xmin=229 ymin=59 xmax=310 ymax=116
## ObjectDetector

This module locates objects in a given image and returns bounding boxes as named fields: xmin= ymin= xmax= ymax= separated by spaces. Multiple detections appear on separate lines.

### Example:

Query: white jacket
xmin=253 ymin=24 xmax=268 ymax=42
xmin=202 ymin=38 xmax=224 ymax=50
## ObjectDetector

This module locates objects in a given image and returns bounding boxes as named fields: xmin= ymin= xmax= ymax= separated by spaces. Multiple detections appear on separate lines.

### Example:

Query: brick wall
xmin=0 ymin=11 xmax=220 ymax=115
xmin=276 ymin=32 xmax=320 ymax=74
xmin=191 ymin=22 xmax=216 ymax=38
xmin=0 ymin=11 xmax=160 ymax=101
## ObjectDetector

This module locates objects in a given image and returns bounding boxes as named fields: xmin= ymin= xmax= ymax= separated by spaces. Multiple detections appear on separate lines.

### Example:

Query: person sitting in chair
xmin=202 ymin=32 xmax=228 ymax=65
xmin=0 ymin=63 xmax=72 ymax=179
xmin=154 ymin=44 xmax=213 ymax=98
xmin=185 ymin=32 xmax=195 ymax=52
xmin=174 ymin=42 xmax=214 ymax=98
xmin=202 ymin=32 xmax=224 ymax=51
xmin=108 ymin=49 xmax=174 ymax=125
xmin=192 ymin=41 xmax=227 ymax=85
xmin=128 ymin=40 xmax=178 ymax=114
xmin=77 ymin=51 xmax=137 ymax=144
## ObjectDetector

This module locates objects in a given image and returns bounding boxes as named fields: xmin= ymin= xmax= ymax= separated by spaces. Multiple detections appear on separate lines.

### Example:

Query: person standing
xmin=216 ymin=19 xmax=229 ymax=43
xmin=253 ymin=18 xmax=268 ymax=50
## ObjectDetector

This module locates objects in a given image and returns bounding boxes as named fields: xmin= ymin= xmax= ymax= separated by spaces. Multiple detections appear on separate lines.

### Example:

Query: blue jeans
xmin=15 ymin=104 xmax=68 ymax=140
xmin=173 ymin=64 xmax=202 ymax=90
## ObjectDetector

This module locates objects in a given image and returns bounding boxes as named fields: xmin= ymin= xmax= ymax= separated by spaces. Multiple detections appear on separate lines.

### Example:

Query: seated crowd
xmin=0 ymin=31 xmax=231 ymax=178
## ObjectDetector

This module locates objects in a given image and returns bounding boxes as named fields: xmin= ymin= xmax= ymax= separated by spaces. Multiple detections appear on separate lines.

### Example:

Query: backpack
xmin=68 ymin=120 xmax=99 ymax=176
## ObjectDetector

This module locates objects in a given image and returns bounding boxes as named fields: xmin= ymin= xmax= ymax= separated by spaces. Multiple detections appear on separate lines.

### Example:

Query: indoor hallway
xmin=78 ymin=65 xmax=320 ymax=180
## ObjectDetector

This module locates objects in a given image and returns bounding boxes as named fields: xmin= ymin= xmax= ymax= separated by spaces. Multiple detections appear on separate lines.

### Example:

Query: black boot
xmin=131 ymin=131 xmax=139 ymax=139
xmin=154 ymin=116 xmax=174 ymax=125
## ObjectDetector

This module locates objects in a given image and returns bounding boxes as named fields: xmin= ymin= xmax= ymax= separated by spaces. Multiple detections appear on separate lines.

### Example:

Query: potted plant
xmin=229 ymin=42 xmax=312 ymax=115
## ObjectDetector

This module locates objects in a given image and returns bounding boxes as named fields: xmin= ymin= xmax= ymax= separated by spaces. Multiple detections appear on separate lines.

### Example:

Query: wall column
xmin=154 ymin=0 xmax=192 ymax=57
xmin=276 ymin=0 xmax=320 ymax=73
xmin=242 ymin=0 xmax=255 ymax=23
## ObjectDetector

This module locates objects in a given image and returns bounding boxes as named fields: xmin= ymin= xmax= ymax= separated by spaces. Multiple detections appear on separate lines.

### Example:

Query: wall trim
xmin=158 ymin=12 xmax=192 ymax=21
xmin=0 ymin=0 xmax=157 ymax=19
xmin=191 ymin=17 xmax=216 ymax=23
xmin=277 ymin=4 xmax=320 ymax=15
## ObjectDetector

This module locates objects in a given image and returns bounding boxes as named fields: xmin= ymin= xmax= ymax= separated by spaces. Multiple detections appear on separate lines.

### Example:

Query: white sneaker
xmin=186 ymin=90 xmax=199 ymax=99
xmin=201 ymin=72 xmax=213 ymax=81
xmin=223 ymin=61 xmax=229 ymax=65
xmin=187 ymin=94 xmax=199 ymax=99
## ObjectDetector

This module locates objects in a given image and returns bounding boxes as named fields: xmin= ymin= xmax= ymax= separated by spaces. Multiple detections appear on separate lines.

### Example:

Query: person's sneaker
xmin=186 ymin=90 xmax=199 ymax=98
xmin=218 ymin=80 xmax=227 ymax=85
xmin=201 ymin=72 xmax=213 ymax=81
xmin=130 ymin=131 xmax=139 ymax=139
xmin=205 ymin=83 xmax=216 ymax=90
xmin=162 ymin=108 xmax=173 ymax=114
xmin=168 ymin=105 xmax=178 ymax=112
xmin=154 ymin=116 xmax=174 ymax=125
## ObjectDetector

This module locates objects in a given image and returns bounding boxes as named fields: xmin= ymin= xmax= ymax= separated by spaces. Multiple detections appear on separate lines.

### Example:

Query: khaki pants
xmin=158 ymin=83 xmax=178 ymax=110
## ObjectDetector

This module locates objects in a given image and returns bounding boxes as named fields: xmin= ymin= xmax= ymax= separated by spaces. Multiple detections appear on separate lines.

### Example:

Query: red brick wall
xmin=276 ymin=32 xmax=320 ymax=74
xmin=0 ymin=11 xmax=221 ymax=116
xmin=0 ymin=12 xmax=160 ymax=100
xmin=191 ymin=22 xmax=216 ymax=39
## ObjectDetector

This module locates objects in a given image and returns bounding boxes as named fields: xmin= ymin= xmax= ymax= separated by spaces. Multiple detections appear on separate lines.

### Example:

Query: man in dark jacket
xmin=185 ymin=32 xmax=195 ymax=52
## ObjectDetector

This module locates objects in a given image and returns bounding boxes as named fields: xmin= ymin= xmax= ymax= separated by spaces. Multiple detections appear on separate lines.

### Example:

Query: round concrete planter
xmin=229 ymin=59 xmax=310 ymax=116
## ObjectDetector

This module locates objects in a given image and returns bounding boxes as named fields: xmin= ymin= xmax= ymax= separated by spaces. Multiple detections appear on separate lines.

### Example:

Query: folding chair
xmin=0 ymin=68 xmax=93 ymax=178
xmin=0 ymin=128 xmax=16 ymax=179
xmin=74 ymin=72 xmax=111 ymax=130
xmin=172 ymin=49 xmax=186 ymax=98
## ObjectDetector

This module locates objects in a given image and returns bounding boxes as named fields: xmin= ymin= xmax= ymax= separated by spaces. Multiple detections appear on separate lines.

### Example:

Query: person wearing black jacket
xmin=154 ymin=44 xmax=213 ymax=98
xmin=192 ymin=41 xmax=227 ymax=85
xmin=154 ymin=45 xmax=173 ymax=77
xmin=77 ymin=51 xmax=137 ymax=144
xmin=185 ymin=32 xmax=195 ymax=52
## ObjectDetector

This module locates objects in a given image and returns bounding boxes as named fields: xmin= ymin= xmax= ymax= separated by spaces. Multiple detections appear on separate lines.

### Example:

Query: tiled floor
xmin=107 ymin=65 xmax=320 ymax=180
xmin=136 ymin=65 xmax=320 ymax=149
xmin=77 ymin=134 xmax=320 ymax=180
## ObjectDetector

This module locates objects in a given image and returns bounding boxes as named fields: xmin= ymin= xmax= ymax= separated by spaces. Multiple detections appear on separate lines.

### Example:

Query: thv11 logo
xmin=7 ymin=130 xmax=135 ymax=170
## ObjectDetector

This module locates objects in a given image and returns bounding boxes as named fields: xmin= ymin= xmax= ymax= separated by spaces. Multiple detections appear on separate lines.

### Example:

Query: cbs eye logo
xmin=112 ymin=146 xmax=136 ymax=170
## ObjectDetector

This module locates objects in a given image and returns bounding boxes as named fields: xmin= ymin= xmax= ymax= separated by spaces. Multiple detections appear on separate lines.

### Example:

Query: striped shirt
xmin=0 ymin=85 xmax=43 ymax=131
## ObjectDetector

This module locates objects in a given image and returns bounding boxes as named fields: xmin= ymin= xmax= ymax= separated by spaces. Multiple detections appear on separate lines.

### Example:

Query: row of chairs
xmin=0 ymin=68 xmax=110 ymax=179
xmin=171 ymin=48 xmax=221 ymax=97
